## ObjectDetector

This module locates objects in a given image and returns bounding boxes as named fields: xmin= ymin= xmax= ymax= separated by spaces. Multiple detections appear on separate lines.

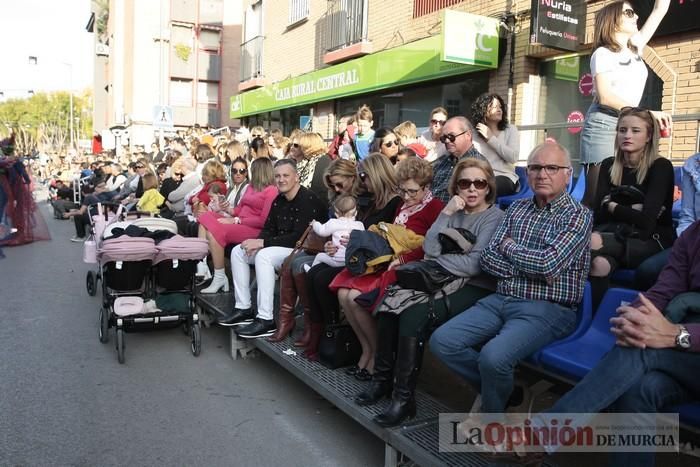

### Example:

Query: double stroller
xmin=84 ymin=203 xmax=208 ymax=363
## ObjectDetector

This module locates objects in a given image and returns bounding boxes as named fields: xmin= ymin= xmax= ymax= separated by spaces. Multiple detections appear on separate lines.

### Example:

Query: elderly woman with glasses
xmin=356 ymin=158 xmax=504 ymax=426
xmin=287 ymin=132 xmax=332 ymax=204
xmin=579 ymin=0 xmax=671 ymax=207
xmin=329 ymin=156 xmax=444 ymax=380
xmin=588 ymin=106 xmax=675 ymax=308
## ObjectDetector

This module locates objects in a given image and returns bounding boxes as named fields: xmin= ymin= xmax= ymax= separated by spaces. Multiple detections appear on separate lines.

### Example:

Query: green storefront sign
xmin=230 ymin=29 xmax=498 ymax=118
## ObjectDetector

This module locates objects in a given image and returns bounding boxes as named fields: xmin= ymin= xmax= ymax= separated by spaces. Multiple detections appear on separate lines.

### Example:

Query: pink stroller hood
xmin=98 ymin=237 xmax=157 ymax=263
xmin=154 ymin=235 xmax=209 ymax=264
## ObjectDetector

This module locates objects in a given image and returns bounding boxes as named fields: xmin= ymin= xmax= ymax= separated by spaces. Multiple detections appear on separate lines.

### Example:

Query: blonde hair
xmin=448 ymin=158 xmax=497 ymax=204
xmin=394 ymin=121 xmax=417 ymax=139
xmin=201 ymin=159 xmax=227 ymax=183
xmin=610 ymin=107 xmax=660 ymax=186
xmin=297 ymin=132 xmax=327 ymax=159
xmin=395 ymin=156 xmax=433 ymax=187
xmin=356 ymin=104 xmax=373 ymax=122
xmin=333 ymin=194 xmax=357 ymax=217
xmin=249 ymin=157 xmax=274 ymax=191
xmin=225 ymin=140 xmax=246 ymax=161
xmin=357 ymin=153 xmax=398 ymax=210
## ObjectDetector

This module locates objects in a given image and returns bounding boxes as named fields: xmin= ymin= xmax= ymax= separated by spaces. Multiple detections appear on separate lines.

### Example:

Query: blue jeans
xmin=580 ymin=104 xmax=618 ymax=165
xmin=546 ymin=345 xmax=700 ymax=467
xmin=429 ymin=293 xmax=577 ymax=413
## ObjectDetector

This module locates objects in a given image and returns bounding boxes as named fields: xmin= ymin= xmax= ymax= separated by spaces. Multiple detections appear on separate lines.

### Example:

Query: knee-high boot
xmin=267 ymin=261 xmax=297 ymax=342
xmin=374 ymin=336 xmax=423 ymax=427
xmin=293 ymin=272 xmax=313 ymax=347
xmin=302 ymin=322 xmax=323 ymax=361
xmin=355 ymin=314 xmax=399 ymax=406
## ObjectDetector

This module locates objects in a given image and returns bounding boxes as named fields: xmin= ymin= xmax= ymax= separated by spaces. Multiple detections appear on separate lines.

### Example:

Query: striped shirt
xmin=480 ymin=191 xmax=592 ymax=306
xmin=431 ymin=146 xmax=485 ymax=203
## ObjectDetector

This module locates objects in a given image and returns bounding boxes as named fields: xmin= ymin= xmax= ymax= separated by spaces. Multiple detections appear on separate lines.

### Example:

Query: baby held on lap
xmin=305 ymin=194 xmax=365 ymax=271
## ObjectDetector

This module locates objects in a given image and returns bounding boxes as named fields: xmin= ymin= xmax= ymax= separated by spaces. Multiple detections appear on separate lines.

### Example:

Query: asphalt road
xmin=0 ymin=200 xmax=384 ymax=467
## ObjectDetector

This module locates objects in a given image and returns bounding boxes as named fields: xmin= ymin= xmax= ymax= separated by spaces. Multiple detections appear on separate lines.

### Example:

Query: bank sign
xmin=231 ymin=25 xmax=498 ymax=118
xmin=441 ymin=10 xmax=500 ymax=66
xmin=530 ymin=0 xmax=586 ymax=52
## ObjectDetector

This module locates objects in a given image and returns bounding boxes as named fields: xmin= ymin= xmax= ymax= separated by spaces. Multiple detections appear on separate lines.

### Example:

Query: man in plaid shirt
xmin=430 ymin=142 xmax=592 ymax=413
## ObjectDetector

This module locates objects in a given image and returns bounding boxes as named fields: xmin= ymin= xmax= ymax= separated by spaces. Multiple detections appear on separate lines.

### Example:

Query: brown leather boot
xmin=302 ymin=322 xmax=324 ymax=361
xmin=267 ymin=259 xmax=297 ymax=342
xmin=292 ymin=271 xmax=312 ymax=347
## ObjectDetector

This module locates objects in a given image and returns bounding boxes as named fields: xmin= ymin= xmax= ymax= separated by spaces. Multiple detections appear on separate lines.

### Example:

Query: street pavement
xmin=0 ymin=200 xmax=384 ymax=467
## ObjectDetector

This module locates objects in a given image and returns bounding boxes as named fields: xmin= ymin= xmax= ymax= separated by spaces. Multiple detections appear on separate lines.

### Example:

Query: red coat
xmin=329 ymin=197 xmax=444 ymax=305
xmin=190 ymin=179 xmax=227 ymax=207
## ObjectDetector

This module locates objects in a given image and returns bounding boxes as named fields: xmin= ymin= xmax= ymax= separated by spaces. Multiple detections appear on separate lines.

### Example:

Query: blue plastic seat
xmin=527 ymin=282 xmax=593 ymax=365
xmin=497 ymin=166 xmax=531 ymax=209
xmin=538 ymin=287 xmax=639 ymax=380
xmin=611 ymin=268 xmax=637 ymax=287
xmin=674 ymin=403 xmax=700 ymax=428
xmin=569 ymin=167 xmax=586 ymax=201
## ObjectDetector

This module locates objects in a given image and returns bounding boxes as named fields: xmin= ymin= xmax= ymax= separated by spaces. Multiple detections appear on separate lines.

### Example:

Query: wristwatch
xmin=675 ymin=325 xmax=691 ymax=350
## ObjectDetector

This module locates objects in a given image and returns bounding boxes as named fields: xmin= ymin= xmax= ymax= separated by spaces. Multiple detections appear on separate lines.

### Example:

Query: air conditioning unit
xmin=96 ymin=43 xmax=110 ymax=56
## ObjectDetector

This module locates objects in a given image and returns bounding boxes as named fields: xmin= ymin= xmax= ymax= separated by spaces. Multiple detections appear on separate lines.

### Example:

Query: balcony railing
xmin=240 ymin=35 xmax=263 ymax=82
xmin=325 ymin=0 xmax=368 ymax=53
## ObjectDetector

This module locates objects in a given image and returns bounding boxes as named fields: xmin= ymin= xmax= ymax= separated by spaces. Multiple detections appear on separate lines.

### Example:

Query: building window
xmin=197 ymin=81 xmax=219 ymax=106
xmin=289 ymin=0 xmax=309 ymax=26
xmin=199 ymin=28 xmax=221 ymax=53
xmin=413 ymin=0 xmax=464 ymax=18
xmin=170 ymin=79 xmax=193 ymax=106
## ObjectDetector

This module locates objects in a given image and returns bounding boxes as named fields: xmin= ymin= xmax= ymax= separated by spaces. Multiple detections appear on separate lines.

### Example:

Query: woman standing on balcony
xmin=579 ymin=0 xmax=671 ymax=207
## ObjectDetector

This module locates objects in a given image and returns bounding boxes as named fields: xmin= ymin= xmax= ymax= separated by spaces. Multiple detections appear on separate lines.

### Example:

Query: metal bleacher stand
xmin=196 ymin=291 xmax=561 ymax=466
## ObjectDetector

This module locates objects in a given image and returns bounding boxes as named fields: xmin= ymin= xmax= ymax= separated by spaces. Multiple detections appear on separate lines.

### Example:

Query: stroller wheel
xmin=191 ymin=323 xmax=202 ymax=356
xmin=86 ymin=271 xmax=97 ymax=296
xmin=99 ymin=308 xmax=109 ymax=343
xmin=116 ymin=329 xmax=125 ymax=364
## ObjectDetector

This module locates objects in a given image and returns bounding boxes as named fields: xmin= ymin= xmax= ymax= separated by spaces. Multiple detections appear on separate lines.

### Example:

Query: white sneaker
xmin=70 ymin=236 xmax=86 ymax=242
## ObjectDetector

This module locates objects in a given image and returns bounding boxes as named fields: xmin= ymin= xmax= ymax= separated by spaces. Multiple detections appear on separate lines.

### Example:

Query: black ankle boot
xmin=374 ymin=336 xmax=422 ymax=427
xmin=355 ymin=314 xmax=399 ymax=406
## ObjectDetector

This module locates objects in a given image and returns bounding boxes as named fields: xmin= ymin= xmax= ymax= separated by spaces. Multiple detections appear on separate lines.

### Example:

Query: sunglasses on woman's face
xmin=291 ymin=143 xmax=300 ymax=148
xmin=431 ymin=119 xmax=446 ymax=126
xmin=232 ymin=168 xmax=248 ymax=175
xmin=621 ymin=8 xmax=636 ymax=18
xmin=457 ymin=178 xmax=488 ymax=190
xmin=383 ymin=140 xmax=399 ymax=148
xmin=135 ymin=165 xmax=145 ymax=169
xmin=174 ymin=172 xmax=184 ymax=177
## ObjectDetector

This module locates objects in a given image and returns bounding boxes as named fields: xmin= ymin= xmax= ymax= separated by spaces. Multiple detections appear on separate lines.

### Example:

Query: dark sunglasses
xmin=439 ymin=129 xmax=469 ymax=144
xmin=431 ymin=119 xmax=446 ymax=126
xmin=622 ymin=8 xmax=636 ymax=18
xmin=232 ymin=168 xmax=248 ymax=175
xmin=457 ymin=178 xmax=488 ymax=190
xmin=383 ymin=141 xmax=399 ymax=148
xmin=174 ymin=172 xmax=184 ymax=177
xmin=291 ymin=143 xmax=300 ymax=148
xmin=135 ymin=165 xmax=145 ymax=169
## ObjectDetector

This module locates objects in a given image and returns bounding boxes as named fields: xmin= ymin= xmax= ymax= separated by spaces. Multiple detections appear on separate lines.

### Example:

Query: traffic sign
xmin=153 ymin=105 xmax=174 ymax=128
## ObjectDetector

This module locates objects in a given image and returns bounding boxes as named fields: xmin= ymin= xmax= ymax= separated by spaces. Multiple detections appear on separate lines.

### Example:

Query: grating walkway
xmin=194 ymin=290 xmax=556 ymax=466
